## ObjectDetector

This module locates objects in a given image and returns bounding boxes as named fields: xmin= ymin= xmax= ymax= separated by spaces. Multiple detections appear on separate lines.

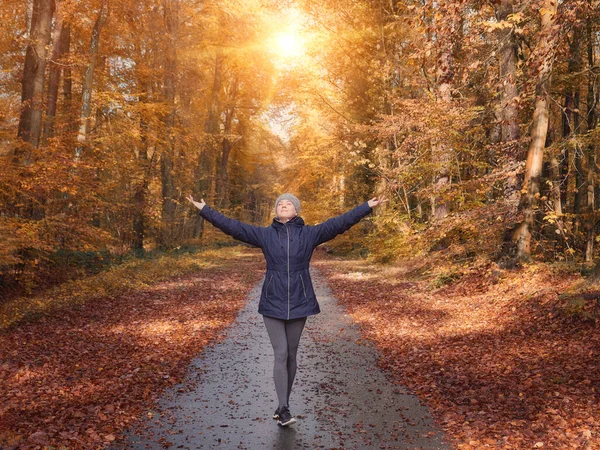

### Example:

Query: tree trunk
xmin=205 ymin=48 xmax=224 ymax=135
xmin=196 ymin=48 xmax=224 ymax=202
xmin=512 ymin=0 xmax=559 ymax=261
xmin=585 ymin=15 xmax=598 ymax=265
xmin=217 ymin=99 xmax=236 ymax=209
xmin=76 ymin=0 xmax=108 ymax=157
xmin=131 ymin=74 xmax=151 ymax=253
xmin=132 ymin=121 xmax=150 ymax=253
xmin=159 ymin=0 xmax=178 ymax=249
xmin=493 ymin=0 xmax=520 ymax=205
xmin=561 ymin=27 xmax=584 ymax=233
xmin=549 ymin=146 xmax=567 ymax=248
xmin=42 ymin=2 xmax=67 ymax=144
xmin=573 ymin=89 xmax=583 ymax=226
xmin=61 ymin=24 xmax=72 ymax=118
xmin=16 ymin=0 xmax=55 ymax=156
xmin=430 ymin=1 xmax=457 ymax=220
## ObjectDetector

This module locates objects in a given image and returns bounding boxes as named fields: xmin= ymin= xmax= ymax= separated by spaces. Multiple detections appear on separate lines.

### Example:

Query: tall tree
xmin=42 ymin=1 xmax=68 ymax=144
xmin=585 ymin=10 xmax=598 ymax=265
xmin=430 ymin=0 xmax=462 ymax=220
xmin=491 ymin=0 xmax=520 ymax=205
xmin=159 ymin=0 xmax=179 ymax=248
xmin=76 ymin=0 xmax=109 ymax=155
xmin=216 ymin=79 xmax=238 ymax=209
xmin=16 ymin=0 xmax=55 ymax=156
xmin=512 ymin=0 xmax=559 ymax=261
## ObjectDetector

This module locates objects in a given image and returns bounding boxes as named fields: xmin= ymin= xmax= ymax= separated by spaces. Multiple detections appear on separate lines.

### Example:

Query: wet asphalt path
xmin=115 ymin=268 xmax=449 ymax=449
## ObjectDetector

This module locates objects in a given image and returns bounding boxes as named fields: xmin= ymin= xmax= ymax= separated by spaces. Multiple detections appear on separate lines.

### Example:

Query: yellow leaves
xmin=539 ymin=7 xmax=556 ymax=18
xmin=483 ymin=20 xmax=514 ymax=32
xmin=543 ymin=212 xmax=559 ymax=224
xmin=508 ymin=12 xmax=525 ymax=24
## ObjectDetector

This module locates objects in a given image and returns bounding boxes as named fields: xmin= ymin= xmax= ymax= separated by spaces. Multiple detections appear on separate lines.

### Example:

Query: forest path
xmin=115 ymin=268 xmax=449 ymax=449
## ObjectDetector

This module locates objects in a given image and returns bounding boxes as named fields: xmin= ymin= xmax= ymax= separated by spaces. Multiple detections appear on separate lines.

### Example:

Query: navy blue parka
xmin=199 ymin=202 xmax=373 ymax=320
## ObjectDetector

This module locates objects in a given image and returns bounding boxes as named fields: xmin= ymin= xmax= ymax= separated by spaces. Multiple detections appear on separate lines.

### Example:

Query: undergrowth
xmin=0 ymin=245 xmax=255 ymax=331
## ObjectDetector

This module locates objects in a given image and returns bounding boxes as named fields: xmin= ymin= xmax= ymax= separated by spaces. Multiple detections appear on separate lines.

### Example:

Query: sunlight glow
xmin=274 ymin=31 xmax=305 ymax=59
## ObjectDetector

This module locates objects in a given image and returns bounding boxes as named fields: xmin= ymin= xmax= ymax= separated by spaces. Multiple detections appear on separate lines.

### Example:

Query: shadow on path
xmin=115 ymin=269 xmax=449 ymax=449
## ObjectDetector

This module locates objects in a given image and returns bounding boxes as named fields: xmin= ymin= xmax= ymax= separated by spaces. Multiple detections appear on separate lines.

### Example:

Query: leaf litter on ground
xmin=313 ymin=253 xmax=599 ymax=450
xmin=0 ymin=247 xmax=265 ymax=449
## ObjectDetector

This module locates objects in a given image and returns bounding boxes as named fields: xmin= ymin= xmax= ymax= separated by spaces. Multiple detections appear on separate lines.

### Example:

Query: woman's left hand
xmin=187 ymin=195 xmax=206 ymax=211
xmin=368 ymin=196 xmax=387 ymax=208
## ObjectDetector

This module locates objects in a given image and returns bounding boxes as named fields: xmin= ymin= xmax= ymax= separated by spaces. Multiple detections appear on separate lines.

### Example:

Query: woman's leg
xmin=263 ymin=316 xmax=289 ymax=408
xmin=284 ymin=317 xmax=307 ymax=405
xmin=263 ymin=316 xmax=308 ymax=408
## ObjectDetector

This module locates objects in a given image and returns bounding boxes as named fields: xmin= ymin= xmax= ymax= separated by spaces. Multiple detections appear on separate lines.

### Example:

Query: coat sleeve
xmin=199 ymin=205 xmax=264 ymax=248
xmin=311 ymin=202 xmax=372 ymax=247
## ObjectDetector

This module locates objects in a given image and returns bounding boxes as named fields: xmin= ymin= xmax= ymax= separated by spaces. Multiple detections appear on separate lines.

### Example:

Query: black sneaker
xmin=273 ymin=407 xmax=281 ymax=420
xmin=276 ymin=406 xmax=296 ymax=427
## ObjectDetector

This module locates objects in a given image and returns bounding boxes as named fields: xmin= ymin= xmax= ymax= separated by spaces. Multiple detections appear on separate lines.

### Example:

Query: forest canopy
xmin=2 ymin=0 xmax=600 ymax=296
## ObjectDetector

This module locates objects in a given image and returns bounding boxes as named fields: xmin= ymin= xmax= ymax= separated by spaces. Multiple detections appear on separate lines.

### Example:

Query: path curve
xmin=115 ymin=268 xmax=449 ymax=449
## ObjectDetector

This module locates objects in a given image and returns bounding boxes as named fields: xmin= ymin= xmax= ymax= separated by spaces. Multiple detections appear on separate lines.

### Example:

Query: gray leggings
xmin=263 ymin=316 xmax=307 ymax=408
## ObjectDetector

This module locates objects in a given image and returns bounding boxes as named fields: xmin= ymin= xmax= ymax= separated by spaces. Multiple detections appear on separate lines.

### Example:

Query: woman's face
xmin=276 ymin=200 xmax=297 ymax=221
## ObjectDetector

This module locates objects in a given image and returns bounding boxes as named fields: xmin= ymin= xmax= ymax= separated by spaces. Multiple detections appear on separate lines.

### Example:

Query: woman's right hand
xmin=186 ymin=195 xmax=206 ymax=211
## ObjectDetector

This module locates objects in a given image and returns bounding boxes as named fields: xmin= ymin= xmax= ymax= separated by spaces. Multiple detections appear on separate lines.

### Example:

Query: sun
xmin=274 ymin=31 xmax=305 ymax=59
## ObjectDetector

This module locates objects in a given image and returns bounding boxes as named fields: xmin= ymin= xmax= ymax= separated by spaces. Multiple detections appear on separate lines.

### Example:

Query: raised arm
xmin=310 ymin=202 xmax=370 ymax=246
xmin=187 ymin=195 xmax=264 ymax=248
xmin=310 ymin=197 xmax=386 ymax=247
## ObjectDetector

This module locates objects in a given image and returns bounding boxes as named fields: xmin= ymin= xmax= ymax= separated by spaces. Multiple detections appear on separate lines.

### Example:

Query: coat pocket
xmin=299 ymin=274 xmax=308 ymax=298
xmin=264 ymin=274 xmax=274 ymax=298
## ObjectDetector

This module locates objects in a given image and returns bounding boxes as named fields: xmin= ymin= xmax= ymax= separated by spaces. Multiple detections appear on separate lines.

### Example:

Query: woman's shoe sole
xmin=277 ymin=417 xmax=297 ymax=426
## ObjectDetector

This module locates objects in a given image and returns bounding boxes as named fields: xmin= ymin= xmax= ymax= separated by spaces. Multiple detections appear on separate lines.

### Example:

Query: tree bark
xmin=561 ymin=26 xmax=584 ymax=228
xmin=205 ymin=48 xmax=224 ymax=135
xmin=586 ymin=14 xmax=598 ymax=265
xmin=430 ymin=1 xmax=459 ymax=220
xmin=42 ymin=1 xmax=67 ymax=144
xmin=196 ymin=48 xmax=224 ymax=201
xmin=512 ymin=0 xmax=559 ymax=261
xmin=217 ymin=89 xmax=237 ymax=209
xmin=76 ymin=0 xmax=108 ymax=156
xmin=16 ymin=0 xmax=55 ymax=156
xmin=61 ymin=24 xmax=72 ymax=118
xmin=493 ymin=0 xmax=520 ymax=205
xmin=218 ymin=139 xmax=233 ymax=209
xmin=131 ymin=64 xmax=152 ymax=252
xmin=159 ymin=0 xmax=178 ymax=249
xmin=132 ymin=114 xmax=150 ymax=253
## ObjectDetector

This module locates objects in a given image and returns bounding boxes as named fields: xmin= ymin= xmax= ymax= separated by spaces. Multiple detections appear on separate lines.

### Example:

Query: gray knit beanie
xmin=274 ymin=193 xmax=301 ymax=215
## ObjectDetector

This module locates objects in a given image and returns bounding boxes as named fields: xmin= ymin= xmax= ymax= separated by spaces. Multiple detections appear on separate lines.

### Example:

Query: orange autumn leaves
xmin=0 ymin=249 xmax=265 ymax=449
xmin=314 ymin=254 xmax=599 ymax=449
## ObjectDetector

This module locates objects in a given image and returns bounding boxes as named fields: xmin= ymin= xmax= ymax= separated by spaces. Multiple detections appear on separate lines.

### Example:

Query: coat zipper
xmin=285 ymin=224 xmax=290 ymax=319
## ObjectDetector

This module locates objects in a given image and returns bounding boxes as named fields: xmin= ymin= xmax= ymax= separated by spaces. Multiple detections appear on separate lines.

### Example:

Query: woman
xmin=186 ymin=193 xmax=385 ymax=427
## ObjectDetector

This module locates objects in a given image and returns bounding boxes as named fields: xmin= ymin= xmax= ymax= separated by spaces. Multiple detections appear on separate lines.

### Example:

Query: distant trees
xmin=290 ymin=0 xmax=600 ymax=266
xmin=1 ymin=0 xmax=285 ymax=294
xmin=2 ymin=0 xmax=600 ymax=295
